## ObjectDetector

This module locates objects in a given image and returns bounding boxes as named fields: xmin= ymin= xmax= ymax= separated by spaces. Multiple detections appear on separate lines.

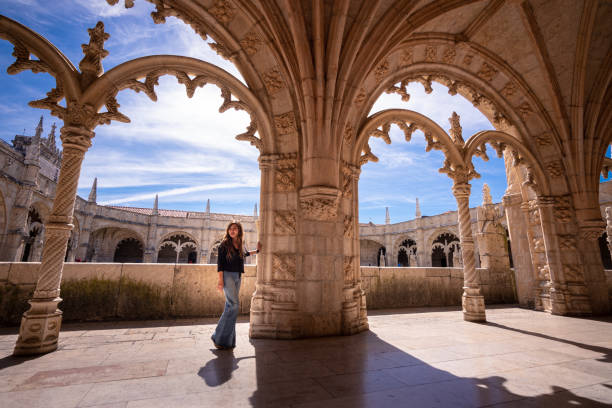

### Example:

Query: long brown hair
xmin=221 ymin=221 xmax=244 ymax=261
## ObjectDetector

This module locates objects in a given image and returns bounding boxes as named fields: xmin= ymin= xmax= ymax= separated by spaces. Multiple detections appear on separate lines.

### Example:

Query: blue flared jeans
xmin=212 ymin=271 xmax=241 ymax=348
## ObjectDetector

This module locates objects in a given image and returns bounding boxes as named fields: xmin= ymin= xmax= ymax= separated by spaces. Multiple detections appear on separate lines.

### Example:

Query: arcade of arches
xmin=0 ymin=0 xmax=611 ymax=356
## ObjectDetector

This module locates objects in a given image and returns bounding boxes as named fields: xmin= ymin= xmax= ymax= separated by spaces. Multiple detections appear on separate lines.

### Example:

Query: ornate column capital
xmin=452 ymin=181 xmax=471 ymax=198
xmin=502 ymin=193 xmax=522 ymax=207
xmin=578 ymin=220 xmax=606 ymax=241
xmin=60 ymin=124 xmax=95 ymax=152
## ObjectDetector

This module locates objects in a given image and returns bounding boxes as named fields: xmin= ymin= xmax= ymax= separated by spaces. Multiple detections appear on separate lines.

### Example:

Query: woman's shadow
xmin=198 ymin=349 xmax=253 ymax=387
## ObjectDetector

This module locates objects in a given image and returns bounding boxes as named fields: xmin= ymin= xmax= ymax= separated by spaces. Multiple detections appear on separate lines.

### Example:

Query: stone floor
xmin=0 ymin=306 xmax=611 ymax=407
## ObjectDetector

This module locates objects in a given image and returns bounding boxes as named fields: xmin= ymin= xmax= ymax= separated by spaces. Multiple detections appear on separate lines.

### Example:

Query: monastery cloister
xmin=0 ymin=0 xmax=610 ymax=361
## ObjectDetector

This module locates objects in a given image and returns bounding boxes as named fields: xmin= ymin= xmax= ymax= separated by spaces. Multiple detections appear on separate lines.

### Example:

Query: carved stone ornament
xmin=501 ymin=81 xmax=517 ymax=98
xmin=424 ymin=46 xmax=437 ymax=62
xmin=262 ymin=67 xmax=285 ymax=95
xmin=545 ymin=160 xmax=564 ymax=178
xmin=240 ymin=31 xmax=262 ymax=56
xmin=344 ymin=216 xmax=353 ymax=238
xmin=537 ymin=264 xmax=551 ymax=280
xmin=275 ymin=112 xmax=296 ymax=135
xmin=354 ymin=88 xmax=366 ymax=105
xmin=272 ymin=254 xmax=296 ymax=281
xmin=274 ymin=210 xmax=296 ymax=234
xmin=374 ymin=59 xmax=389 ymax=83
xmin=518 ymin=101 xmax=534 ymax=119
xmin=553 ymin=196 xmax=573 ymax=223
xmin=208 ymin=0 xmax=237 ymax=25
xmin=442 ymin=47 xmax=456 ymax=64
xmin=344 ymin=256 xmax=354 ymax=282
xmin=275 ymin=156 xmax=297 ymax=191
xmin=399 ymin=48 xmax=414 ymax=66
xmin=343 ymin=124 xmax=354 ymax=145
xmin=535 ymin=133 xmax=552 ymax=146
xmin=478 ymin=62 xmax=498 ymax=82
xmin=557 ymin=235 xmax=577 ymax=251
xmin=300 ymin=187 xmax=340 ymax=221
xmin=463 ymin=54 xmax=474 ymax=66
xmin=342 ymin=162 xmax=358 ymax=197
xmin=578 ymin=220 xmax=606 ymax=241
xmin=563 ymin=264 xmax=584 ymax=282
xmin=209 ymin=42 xmax=232 ymax=60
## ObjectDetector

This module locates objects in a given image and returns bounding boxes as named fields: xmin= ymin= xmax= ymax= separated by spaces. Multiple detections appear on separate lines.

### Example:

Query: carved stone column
xmin=341 ymin=162 xmax=368 ymax=334
xmin=502 ymin=193 xmax=535 ymax=307
xmin=452 ymin=181 xmax=486 ymax=322
xmin=14 ymin=125 xmax=93 ymax=355
xmin=250 ymin=153 xmax=300 ymax=338
xmin=536 ymin=196 xmax=592 ymax=315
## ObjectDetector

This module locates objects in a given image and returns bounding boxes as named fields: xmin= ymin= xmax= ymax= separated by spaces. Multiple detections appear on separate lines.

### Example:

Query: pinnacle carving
xmin=448 ymin=112 xmax=464 ymax=146
xmin=79 ymin=22 xmax=110 ymax=87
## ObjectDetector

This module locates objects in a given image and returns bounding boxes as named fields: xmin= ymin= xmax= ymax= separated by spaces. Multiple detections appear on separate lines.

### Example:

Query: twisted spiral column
xmin=452 ymin=181 xmax=486 ymax=322
xmin=14 ymin=125 xmax=93 ymax=355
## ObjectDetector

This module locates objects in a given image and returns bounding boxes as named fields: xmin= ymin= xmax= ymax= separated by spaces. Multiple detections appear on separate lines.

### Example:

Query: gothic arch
xmin=157 ymin=231 xmax=199 ymax=251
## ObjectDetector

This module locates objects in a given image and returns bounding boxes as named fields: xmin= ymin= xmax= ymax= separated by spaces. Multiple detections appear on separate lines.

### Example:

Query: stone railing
xmin=1 ymin=262 xmax=518 ymax=325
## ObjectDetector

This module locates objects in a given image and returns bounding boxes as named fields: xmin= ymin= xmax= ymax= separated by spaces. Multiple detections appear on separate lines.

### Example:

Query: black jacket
xmin=217 ymin=243 xmax=251 ymax=273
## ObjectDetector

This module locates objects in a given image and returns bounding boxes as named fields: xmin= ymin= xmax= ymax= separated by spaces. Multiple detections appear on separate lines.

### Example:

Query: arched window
xmin=431 ymin=233 xmax=459 ymax=267
xmin=209 ymin=241 xmax=221 ymax=264
xmin=157 ymin=234 xmax=197 ymax=263
xmin=113 ymin=237 xmax=143 ymax=263
xmin=397 ymin=238 xmax=417 ymax=267
xmin=21 ymin=208 xmax=42 ymax=262
xmin=598 ymin=233 xmax=612 ymax=269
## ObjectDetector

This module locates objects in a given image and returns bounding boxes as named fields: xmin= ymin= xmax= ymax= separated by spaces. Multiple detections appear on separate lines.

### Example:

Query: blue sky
xmin=0 ymin=0 xmax=506 ymax=224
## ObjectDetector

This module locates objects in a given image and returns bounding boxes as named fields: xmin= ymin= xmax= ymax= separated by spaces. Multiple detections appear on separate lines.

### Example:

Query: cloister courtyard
xmin=0 ymin=306 xmax=611 ymax=407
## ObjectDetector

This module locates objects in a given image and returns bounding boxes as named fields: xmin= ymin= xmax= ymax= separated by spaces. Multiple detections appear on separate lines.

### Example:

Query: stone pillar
xmin=503 ymin=193 xmax=535 ymax=307
xmin=575 ymin=214 xmax=609 ymax=314
xmin=452 ymin=180 xmax=486 ymax=322
xmin=250 ymin=153 xmax=299 ymax=338
xmin=14 ymin=125 xmax=93 ymax=355
xmin=536 ymin=196 xmax=592 ymax=315
xmin=341 ymin=163 xmax=368 ymax=334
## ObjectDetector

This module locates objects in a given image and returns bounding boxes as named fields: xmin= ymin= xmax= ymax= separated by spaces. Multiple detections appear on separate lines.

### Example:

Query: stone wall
xmin=361 ymin=267 xmax=517 ymax=309
xmin=2 ymin=262 xmax=521 ymax=325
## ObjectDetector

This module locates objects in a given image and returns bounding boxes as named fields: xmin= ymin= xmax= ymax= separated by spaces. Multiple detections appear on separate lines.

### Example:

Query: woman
xmin=212 ymin=221 xmax=261 ymax=350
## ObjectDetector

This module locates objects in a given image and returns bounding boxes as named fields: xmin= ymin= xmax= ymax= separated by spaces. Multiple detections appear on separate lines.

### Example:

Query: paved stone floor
xmin=0 ymin=306 xmax=611 ymax=407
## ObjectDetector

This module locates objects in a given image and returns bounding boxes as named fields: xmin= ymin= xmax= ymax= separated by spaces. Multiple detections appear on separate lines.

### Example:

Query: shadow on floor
xmin=194 ymin=318 xmax=610 ymax=407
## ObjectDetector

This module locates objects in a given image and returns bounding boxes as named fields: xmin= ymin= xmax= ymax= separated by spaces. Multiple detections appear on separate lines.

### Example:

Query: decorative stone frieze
xmin=274 ymin=210 xmax=296 ymax=234
xmin=272 ymin=253 xmax=296 ymax=281
xmin=262 ymin=67 xmax=285 ymax=95
xmin=240 ymin=31 xmax=262 ymax=56
xmin=578 ymin=220 xmax=606 ymax=241
xmin=299 ymin=186 xmax=339 ymax=221
xmin=478 ymin=62 xmax=498 ymax=82
xmin=274 ymin=112 xmax=296 ymax=135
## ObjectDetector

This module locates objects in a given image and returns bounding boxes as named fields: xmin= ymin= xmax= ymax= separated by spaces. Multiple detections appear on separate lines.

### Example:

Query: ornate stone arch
xmin=425 ymin=227 xmax=460 ymax=254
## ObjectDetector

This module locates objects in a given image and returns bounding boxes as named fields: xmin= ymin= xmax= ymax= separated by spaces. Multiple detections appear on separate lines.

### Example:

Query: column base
xmin=462 ymin=292 xmax=486 ymax=322
xmin=550 ymin=286 xmax=592 ymax=316
xmin=14 ymin=298 xmax=63 ymax=356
